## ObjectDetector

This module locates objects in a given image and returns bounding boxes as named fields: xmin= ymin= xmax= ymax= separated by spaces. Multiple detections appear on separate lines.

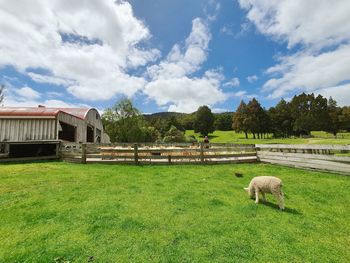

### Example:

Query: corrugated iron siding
xmin=0 ymin=119 xmax=57 ymax=141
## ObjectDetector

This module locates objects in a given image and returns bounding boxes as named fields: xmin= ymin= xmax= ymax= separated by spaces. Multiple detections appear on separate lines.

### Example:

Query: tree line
xmin=102 ymin=93 xmax=350 ymax=143
xmin=233 ymin=93 xmax=350 ymax=138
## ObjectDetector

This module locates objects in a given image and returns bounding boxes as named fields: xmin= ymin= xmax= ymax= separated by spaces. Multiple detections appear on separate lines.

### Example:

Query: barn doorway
xmin=58 ymin=121 xmax=76 ymax=142
xmin=87 ymin=125 xmax=94 ymax=142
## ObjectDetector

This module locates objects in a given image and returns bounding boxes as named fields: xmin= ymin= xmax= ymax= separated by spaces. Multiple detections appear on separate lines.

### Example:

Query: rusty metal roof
xmin=0 ymin=107 xmax=92 ymax=120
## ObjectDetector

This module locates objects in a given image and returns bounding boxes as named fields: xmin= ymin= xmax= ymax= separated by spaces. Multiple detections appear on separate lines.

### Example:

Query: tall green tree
xmin=290 ymin=93 xmax=330 ymax=136
xmin=290 ymin=93 xmax=315 ymax=136
xmin=232 ymin=100 xmax=249 ymax=139
xmin=340 ymin=106 xmax=350 ymax=131
xmin=193 ymin=105 xmax=215 ymax=136
xmin=246 ymin=98 xmax=265 ymax=139
xmin=214 ymin=112 xmax=233 ymax=131
xmin=268 ymin=99 xmax=293 ymax=138
xmin=326 ymin=97 xmax=342 ymax=136
xmin=102 ymin=99 xmax=158 ymax=143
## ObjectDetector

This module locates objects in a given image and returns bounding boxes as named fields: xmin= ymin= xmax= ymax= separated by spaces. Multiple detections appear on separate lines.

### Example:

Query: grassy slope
xmin=1 ymin=162 xmax=349 ymax=262
xmin=186 ymin=130 xmax=350 ymax=144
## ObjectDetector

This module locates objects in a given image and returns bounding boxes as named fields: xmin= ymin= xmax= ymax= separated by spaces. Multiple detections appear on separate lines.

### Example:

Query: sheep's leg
xmin=278 ymin=191 xmax=285 ymax=210
xmin=262 ymin=192 xmax=266 ymax=202
xmin=255 ymin=189 xmax=260 ymax=204
xmin=273 ymin=191 xmax=284 ymax=210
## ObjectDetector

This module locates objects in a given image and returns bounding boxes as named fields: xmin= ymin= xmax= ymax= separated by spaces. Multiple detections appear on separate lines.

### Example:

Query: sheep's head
xmin=244 ymin=187 xmax=255 ymax=198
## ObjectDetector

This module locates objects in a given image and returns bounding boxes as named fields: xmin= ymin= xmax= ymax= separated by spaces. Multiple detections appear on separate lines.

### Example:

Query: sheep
xmin=244 ymin=176 xmax=284 ymax=210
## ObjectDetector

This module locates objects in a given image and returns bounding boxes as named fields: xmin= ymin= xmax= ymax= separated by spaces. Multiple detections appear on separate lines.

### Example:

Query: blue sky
xmin=1 ymin=0 xmax=349 ymax=113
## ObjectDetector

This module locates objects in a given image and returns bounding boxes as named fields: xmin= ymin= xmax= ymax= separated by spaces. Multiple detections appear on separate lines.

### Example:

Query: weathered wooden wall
xmin=0 ymin=118 xmax=57 ymax=141
xmin=256 ymin=144 xmax=350 ymax=175
xmin=57 ymin=109 xmax=109 ymax=143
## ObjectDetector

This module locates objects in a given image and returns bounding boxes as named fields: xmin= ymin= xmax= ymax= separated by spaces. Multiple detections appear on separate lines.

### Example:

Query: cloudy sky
xmin=0 ymin=0 xmax=349 ymax=113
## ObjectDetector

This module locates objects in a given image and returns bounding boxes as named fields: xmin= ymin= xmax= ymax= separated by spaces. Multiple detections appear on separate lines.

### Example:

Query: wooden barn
xmin=0 ymin=106 xmax=110 ymax=143
xmin=0 ymin=106 xmax=110 ymax=159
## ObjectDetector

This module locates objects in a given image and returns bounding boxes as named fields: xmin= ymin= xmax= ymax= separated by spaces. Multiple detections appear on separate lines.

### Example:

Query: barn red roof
xmin=0 ymin=107 xmax=91 ymax=120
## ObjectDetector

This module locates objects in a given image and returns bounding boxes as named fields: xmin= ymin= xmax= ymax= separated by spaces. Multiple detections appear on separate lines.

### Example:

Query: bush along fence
xmin=256 ymin=144 xmax=350 ymax=175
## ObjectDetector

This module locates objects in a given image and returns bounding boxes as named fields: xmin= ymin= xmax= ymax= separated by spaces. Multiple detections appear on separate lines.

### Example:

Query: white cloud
xmin=247 ymin=75 xmax=258 ymax=83
xmin=223 ymin=77 xmax=240 ymax=87
xmin=239 ymin=0 xmax=350 ymax=101
xmin=0 ymin=0 xmax=158 ymax=101
xmin=314 ymin=83 xmax=350 ymax=107
xmin=263 ymin=45 xmax=350 ymax=98
xmin=144 ymin=18 xmax=227 ymax=113
xmin=14 ymin=87 xmax=41 ymax=100
xmin=4 ymin=85 xmax=85 ymax=108
xmin=220 ymin=25 xmax=234 ymax=36
xmin=239 ymin=0 xmax=350 ymax=49
xmin=232 ymin=90 xmax=247 ymax=97
xmin=27 ymin=72 xmax=75 ymax=86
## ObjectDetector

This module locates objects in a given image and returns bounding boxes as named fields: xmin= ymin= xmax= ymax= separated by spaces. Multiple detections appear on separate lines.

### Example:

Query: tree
xmin=232 ymin=100 xmax=249 ymax=139
xmin=102 ymin=98 xmax=153 ymax=143
xmin=193 ymin=105 xmax=215 ymax=136
xmin=178 ymin=113 xmax=195 ymax=130
xmin=340 ymin=106 xmax=350 ymax=131
xmin=326 ymin=97 xmax=342 ymax=136
xmin=289 ymin=93 xmax=330 ymax=136
xmin=0 ymin=85 xmax=4 ymax=105
xmin=246 ymin=98 xmax=265 ymax=139
xmin=268 ymin=99 xmax=293 ymax=137
xmin=214 ymin=112 xmax=233 ymax=131
xmin=289 ymin=93 xmax=316 ymax=136
xmin=163 ymin=125 xmax=185 ymax=142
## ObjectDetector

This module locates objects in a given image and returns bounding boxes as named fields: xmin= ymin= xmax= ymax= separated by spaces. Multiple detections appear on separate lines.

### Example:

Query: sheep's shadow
xmin=260 ymin=201 xmax=302 ymax=215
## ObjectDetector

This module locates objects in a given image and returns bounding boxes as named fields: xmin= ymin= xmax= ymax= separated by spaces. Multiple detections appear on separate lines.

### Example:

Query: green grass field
xmin=186 ymin=130 xmax=350 ymax=144
xmin=1 ymin=162 xmax=349 ymax=262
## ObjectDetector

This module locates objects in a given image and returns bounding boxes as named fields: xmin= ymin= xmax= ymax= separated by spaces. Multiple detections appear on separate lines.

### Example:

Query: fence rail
xmin=1 ymin=141 xmax=349 ymax=175
xmin=60 ymin=142 xmax=257 ymax=165
xmin=256 ymin=144 xmax=350 ymax=175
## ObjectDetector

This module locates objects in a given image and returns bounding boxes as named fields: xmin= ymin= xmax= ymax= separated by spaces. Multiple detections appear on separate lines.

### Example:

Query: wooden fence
xmin=256 ymin=144 xmax=350 ymax=175
xmin=60 ymin=142 xmax=257 ymax=165
xmin=1 ymin=141 xmax=349 ymax=175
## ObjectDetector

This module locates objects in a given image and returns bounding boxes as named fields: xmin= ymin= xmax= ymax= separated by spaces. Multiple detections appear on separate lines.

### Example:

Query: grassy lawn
xmin=186 ymin=130 xmax=350 ymax=145
xmin=1 ymin=162 xmax=349 ymax=262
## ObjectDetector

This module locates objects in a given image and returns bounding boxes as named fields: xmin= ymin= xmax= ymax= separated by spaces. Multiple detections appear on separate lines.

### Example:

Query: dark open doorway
xmin=58 ymin=121 xmax=76 ymax=142
xmin=87 ymin=125 xmax=94 ymax=142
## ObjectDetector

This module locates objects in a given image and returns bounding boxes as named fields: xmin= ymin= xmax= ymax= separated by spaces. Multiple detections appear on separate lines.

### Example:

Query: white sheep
xmin=244 ymin=176 xmax=284 ymax=210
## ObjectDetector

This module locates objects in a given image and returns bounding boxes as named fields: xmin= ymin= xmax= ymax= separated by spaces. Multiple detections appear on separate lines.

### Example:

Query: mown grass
xmin=186 ymin=130 xmax=350 ymax=145
xmin=1 ymin=162 xmax=349 ymax=262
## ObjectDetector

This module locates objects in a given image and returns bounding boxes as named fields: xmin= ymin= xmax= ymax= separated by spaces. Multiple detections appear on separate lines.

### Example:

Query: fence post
xmin=81 ymin=143 xmax=87 ymax=164
xmin=200 ymin=142 xmax=204 ymax=164
xmin=134 ymin=144 xmax=139 ymax=165
xmin=168 ymin=155 xmax=172 ymax=164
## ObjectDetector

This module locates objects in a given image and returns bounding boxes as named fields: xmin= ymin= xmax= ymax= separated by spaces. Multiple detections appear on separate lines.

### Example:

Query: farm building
xmin=0 ymin=106 xmax=110 ymax=143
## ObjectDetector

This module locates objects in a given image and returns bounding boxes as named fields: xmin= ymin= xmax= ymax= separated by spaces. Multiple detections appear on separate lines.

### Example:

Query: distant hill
xmin=143 ymin=112 xmax=188 ymax=120
xmin=144 ymin=111 xmax=234 ymax=120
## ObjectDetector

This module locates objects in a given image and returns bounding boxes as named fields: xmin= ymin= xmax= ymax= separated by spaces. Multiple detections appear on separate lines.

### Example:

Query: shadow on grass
xmin=260 ymin=201 xmax=303 ymax=215
xmin=0 ymin=159 xmax=59 ymax=165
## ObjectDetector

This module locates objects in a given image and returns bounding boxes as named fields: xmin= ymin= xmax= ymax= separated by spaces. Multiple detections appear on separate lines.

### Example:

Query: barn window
xmin=58 ymin=121 xmax=76 ymax=142
xmin=96 ymin=113 xmax=99 ymax=119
